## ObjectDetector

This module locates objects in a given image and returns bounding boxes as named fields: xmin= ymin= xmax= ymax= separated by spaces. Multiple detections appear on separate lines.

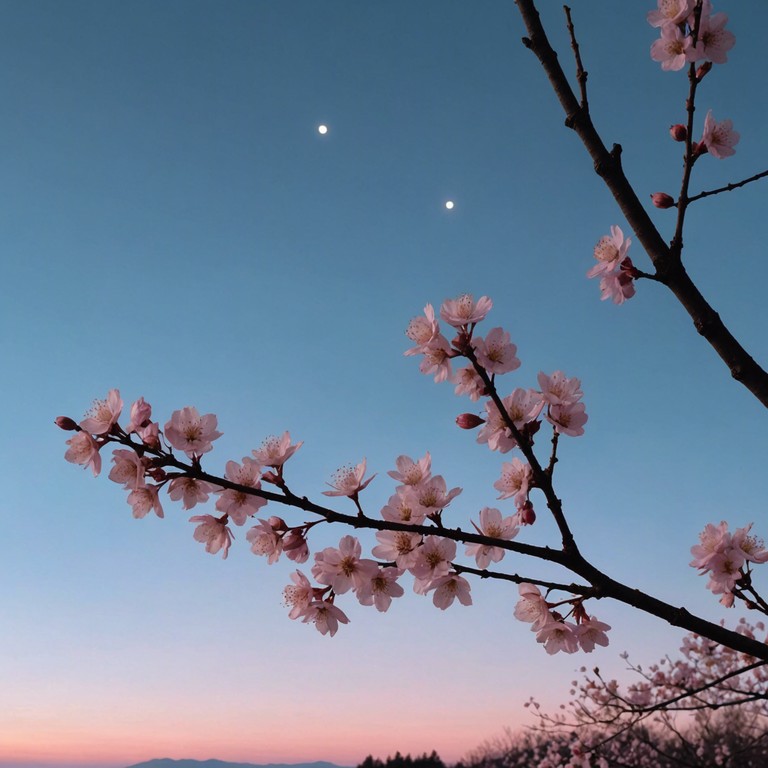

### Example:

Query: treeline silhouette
xmin=358 ymin=751 xmax=446 ymax=768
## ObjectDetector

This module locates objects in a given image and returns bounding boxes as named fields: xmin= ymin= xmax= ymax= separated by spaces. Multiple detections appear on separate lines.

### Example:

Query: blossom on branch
xmin=251 ymin=431 xmax=303 ymax=467
xmin=699 ymin=109 xmax=740 ymax=158
xmin=439 ymin=293 xmax=492 ymax=328
xmin=167 ymin=477 xmax=216 ymax=510
xmin=388 ymin=452 xmax=432 ymax=487
xmin=473 ymin=327 xmax=520 ymax=375
xmin=322 ymin=459 xmax=375 ymax=498
xmin=80 ymin=389 xmax=123 ymax=435
xmin=646 ymin=0 xmax=693 ymax=28
xmin=164 ymin=406 xmax=222 ymax=458
xmin=465 ymin=507 xmax=519 ymax=568
xmin=64 ymin=431 xmax=102 ymax=476
xmin=427 ymin=572 xmax=472 ymax=609
xmin=650 ymin=23 xmax=693 ymax=71
xmin=189 ymin=514 xmax=233 ymax=559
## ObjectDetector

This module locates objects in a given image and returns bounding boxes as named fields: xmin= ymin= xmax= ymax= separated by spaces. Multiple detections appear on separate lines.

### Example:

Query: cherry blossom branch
xmin=686 ymin=169 xmax=768 ymax=203
xmin=513 ymin=0 xmax=768 ymax=407
xmin=70 ymin=402 xmax=768 ymax=662
xmin=155 ymin=448 xmax=768 ymax=661
xmin=462 ymin=343 xmax=578 ymax=553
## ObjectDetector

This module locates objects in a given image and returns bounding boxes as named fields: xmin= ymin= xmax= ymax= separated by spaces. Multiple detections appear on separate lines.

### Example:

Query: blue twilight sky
xmin=2 ymin=2 xmax=766 ymax=767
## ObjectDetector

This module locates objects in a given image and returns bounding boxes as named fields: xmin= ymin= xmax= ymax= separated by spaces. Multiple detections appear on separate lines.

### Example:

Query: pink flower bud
xmin=669 ymin=124 xmax=687 ymax=142
xmin=456 ymin=413 xmax=485 ymax=429
xmin=651 ymin=192 xmax=675 ymax=209
xmin=55 ymin=416 xmax=80 ymax=431
xmin=268 ymin=516 xmax=287 ymax=531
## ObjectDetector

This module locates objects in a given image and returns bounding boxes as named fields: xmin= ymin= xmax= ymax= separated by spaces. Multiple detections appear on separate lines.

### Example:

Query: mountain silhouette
xmin=125 ymin=761 xmax=350 ymax=768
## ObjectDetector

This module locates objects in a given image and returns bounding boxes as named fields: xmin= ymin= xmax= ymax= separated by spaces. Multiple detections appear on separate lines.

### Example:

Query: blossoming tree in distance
xmin=59 ymin=0 xmax=767 ymax=757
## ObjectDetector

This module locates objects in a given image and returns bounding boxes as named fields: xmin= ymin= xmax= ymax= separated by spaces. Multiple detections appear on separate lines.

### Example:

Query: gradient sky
xmin=2 ymin=2 xmax=767 ymax=767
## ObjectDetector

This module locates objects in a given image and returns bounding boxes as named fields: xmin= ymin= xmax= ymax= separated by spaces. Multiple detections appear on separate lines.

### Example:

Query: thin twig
xmin=687 ymin=169 xmax=768 ymax=204
xmin=564 ymin=6 xmax=588 ymax=110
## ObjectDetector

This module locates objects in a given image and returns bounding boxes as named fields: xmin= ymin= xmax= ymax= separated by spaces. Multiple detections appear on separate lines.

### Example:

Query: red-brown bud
xmin=55 ymin=416 xmax=80 ymax=431
xmin=520 ymin=500 xmax=536 ymax=525
xmin=669 ymin=124 xmax=687 ymax=142
xmin=456 ymin=413 xmax=485 ymax=429
xmin=651 ymin=192 xmax=675 ymax=209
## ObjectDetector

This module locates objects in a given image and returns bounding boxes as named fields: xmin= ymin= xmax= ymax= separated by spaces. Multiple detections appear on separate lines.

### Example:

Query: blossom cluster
xmin=59 ymin=294 xmax=603 ymax=651
xmin=690 ymin=521 xmax=768 ymax=606
xmin=586 ymin=225 xmax=638 ymax=305
xmin=520 ymin=619 xmax=768 ymax=767
xmin=648 ymin=0 xmax=735 ymax=71
xmin=406 ymin=293 xmax=588 ymax=449
xmin=514 ymin=582 xmax=610 ymax=656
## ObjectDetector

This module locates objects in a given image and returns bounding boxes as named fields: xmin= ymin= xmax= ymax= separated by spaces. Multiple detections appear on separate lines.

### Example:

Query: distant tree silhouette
xmin=357 ymin=751 xmax=445 ymax=768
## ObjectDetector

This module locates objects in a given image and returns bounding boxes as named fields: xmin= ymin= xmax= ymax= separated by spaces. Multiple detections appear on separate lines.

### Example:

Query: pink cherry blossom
xmin=387 ymin=452 xmax=432 ymax=486
xmin=646 ymin=0 xmax=693 ymax=28
xmin=477 ymin=388 xmax=541 ymax=453
xmin=587 ymin=226 xmax=631 ymax=278
xmin=451 ymin=365 xmax=486 ymax=401
xmin=474 ymin=327 xmax=521 ymax=375
xmin=439 ymin=293 xmax=493 ymax=328
xmin=168 ymin=477 xmax=216 ymax=510
xmin=283 ymin=570 xmax=315 ymax=619
xmin=494 ymin=458 xmax=532 ymax=504
xmin=546 ymin=401 xmax=588 ymax=437
xmin=650 ymin=23 xmax=693 ymax=71
xmin=427 ymin=572 xmax=472 ymax=610
xmin=127 ymin=485 xmax=164 ymax=519
xmin=412 ymin=475 xmax=462 ymax=512
xmin=418 ymin=335 xmax=454 ymax=383
xmin=514 ymin=583 xmax=552 ymax=631
xmin=410 ymin=535 xmax=456 ymax=585
xmin=64 ymin=431 xmax=102 ymax=476
xmin=246 ymin=519 xmax=283 ymax=564
xmin=137 ymin=422 xmax=160 ymax=449
xmin=599 ymin=268 xmax=636 ymax=304
xmin=693 ymin=12 xmax=735 ymax=64
xmin=126 ymin=397 xmax=152 ymax=433
xmin=215 ymin=458 xmax=267 ymax=525
xmin=282 ymin=530 xmax=310 ymax=563
xmin=465 ymin=507 xmax=519 ymax=569
xmin=405 ymin=303 xmax=440 ymax=355
xmin=80 ymin=389 xmax=123 ymax=435
xmin=108 ymin=449 xmax=147 ymax=490
xmin=251 ymin=432 xmax=303 ymax=467
xmin=731 ymin=524 xmax=768 ymax=564
xmin=311 ymin=535 xmax=379 ymax=594
xmin=538 ymin=371 xmax=583 ymax=407
xmin=164 ymin=406 xmax=223 ymax=458
xmin=356 ymin=567 xmax=405 ymax=612
xmin=690 ymin=521 xmax=730 ymax=569
xmin=322 ymin=459 xmax=376 ymax=498
xmin=699 ymin=110 xmax=739 ymax=159
xmin=575 ymin=616 xmax=611 ymax=653
xmin=372 ymin=530 xmax=422 ymax=569
xmin=301 ymin=600 xmax=349 ymax=636
xmin=536 ymin=619 xmax=580 ymax=655
xmin=189 ymin=514 xmax=233 ymax=558
xmin=380 ymin=488 xmax=428 ymax=525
